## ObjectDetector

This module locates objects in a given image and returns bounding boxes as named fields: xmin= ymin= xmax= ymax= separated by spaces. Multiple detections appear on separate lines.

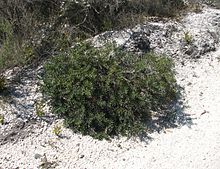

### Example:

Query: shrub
xmin=0 ymin=0 xmax=186 ymax=71
xmin=0 ymin=0 xmax=63 ymax=68
xmin=63 ymin=0 xmax=186 ymax=36
xmin=42 ymin=43 xmax=178 ymax=139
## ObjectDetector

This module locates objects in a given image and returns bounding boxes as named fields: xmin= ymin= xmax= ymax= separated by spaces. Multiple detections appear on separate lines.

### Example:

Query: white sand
xmin=1 ymin=5 xmax=220 ymax=169
xmin=1 ymin=51 xmax=220 ymax=169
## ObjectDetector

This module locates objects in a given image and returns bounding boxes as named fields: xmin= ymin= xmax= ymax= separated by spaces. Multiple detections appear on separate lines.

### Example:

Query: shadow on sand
xmin=138 ymin=87 xmax=194 ymax=142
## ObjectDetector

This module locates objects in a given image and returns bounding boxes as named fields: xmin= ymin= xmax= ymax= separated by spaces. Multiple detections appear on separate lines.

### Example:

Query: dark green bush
xmin=42 ymin=43 xmax=178 ymax=139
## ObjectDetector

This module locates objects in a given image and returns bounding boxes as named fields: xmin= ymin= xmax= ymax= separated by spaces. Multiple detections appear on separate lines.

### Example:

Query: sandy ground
xmin=1 ymin=5 xmax=220 ymax=169
xmin=1 ymin=49 xmax=220 ymax=169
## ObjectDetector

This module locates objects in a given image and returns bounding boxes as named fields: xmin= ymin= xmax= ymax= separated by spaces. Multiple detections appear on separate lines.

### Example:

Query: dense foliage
xmin=0 ymin=0 xmax=186 ymax=73
xmin=42 ymin=43 xmax=178 ymax=139
xmin=0 ymin=0 xmax=183 ymax=138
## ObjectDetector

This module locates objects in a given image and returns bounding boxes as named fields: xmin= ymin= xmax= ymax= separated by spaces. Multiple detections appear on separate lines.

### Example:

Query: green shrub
xmin=42 ymin=43 xmax=178 ymax=139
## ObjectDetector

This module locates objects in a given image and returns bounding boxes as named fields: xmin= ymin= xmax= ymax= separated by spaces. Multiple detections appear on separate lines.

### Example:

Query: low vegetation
xmin=35 ymin=100 xmax=45 ymax=117
xmin=0 ymin=0 xmax=185 ymax=139
xmin=0 ymin=0 xmax=186 ymax=72
xmin=53 ymin=125 xmax=62 ymax=136
xmin=0 ymin=19 xmax=35 ymax=73
xmin=42 ymin=43 xmax=178 ymax=139
xmin=183 ymin=31 xmax=193 ymax=44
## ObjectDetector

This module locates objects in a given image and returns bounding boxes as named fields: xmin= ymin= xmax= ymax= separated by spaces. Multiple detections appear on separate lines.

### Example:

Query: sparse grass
xmin=0 ymin=114 xmax=4 ymax=125
xmin=35 ymin=100 xmax=45 ymax=117
xmin=0 ymin=18 xmax=35 ymax=72
xmin=183 ymin=31 xmax=193 ymax=44
xmin=52 ymin=125 xmax=62 ymax=136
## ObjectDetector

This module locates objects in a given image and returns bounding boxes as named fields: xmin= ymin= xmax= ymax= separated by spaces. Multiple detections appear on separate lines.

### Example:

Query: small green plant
xmin=53 ymin=125 xmax=62 ymax=136
xmin=35 ymin=100 xmax=45 ymax=117
xmin=0 ymin=114 xmax=4 ymax=125
xmin=42 ymin=43 xmax=178 ymax=139
xmin=183 ymin=31 xmax=193 ymax=44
